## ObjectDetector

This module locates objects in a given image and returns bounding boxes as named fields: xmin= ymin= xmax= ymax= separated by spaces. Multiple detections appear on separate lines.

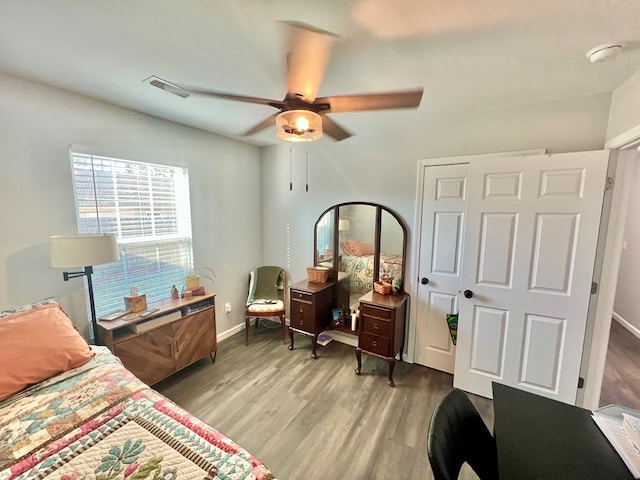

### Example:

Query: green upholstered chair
xmin=245 ymin=266 xmax=287 ymax=346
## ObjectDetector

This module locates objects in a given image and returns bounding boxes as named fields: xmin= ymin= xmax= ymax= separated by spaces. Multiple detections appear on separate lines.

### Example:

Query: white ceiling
xmin=2 ymin=0 xmax=640 ymax=147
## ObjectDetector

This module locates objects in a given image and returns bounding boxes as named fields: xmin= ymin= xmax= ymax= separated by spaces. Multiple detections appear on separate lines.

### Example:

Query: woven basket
xmin=307 ymin=266 xmax=330 ymax=283
xmin=374 ymin=281 xmax=392 ymax=295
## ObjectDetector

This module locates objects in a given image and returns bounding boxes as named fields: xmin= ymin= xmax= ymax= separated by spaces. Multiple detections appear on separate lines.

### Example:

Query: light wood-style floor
xmin=600 ymin=319 xmax=640 ymax=410
xmin=155 ymin=323 xmax=493 ymax=480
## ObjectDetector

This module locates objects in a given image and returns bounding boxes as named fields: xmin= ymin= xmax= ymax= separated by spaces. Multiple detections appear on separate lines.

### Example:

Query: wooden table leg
xmin=355 ymin=347 xmax=362 ymax=375
xmin=387 ymin=359 xmax=396 ymax=387
xmin=311 ymin=334 xmax=318 ymax=359
xmin=288 ymin=327 xmax=295 ymax=351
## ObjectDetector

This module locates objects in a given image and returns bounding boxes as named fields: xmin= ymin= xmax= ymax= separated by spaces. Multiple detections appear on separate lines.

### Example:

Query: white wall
xmin=607 ymin=70 xmax=640 ymax=141
xmin=0 ymin=72 xmax=262 ymax=339
xmin=612 ymin=158 xmax=640 ymax=331
xmin=260 ymin=93 xmax=612 ymax=356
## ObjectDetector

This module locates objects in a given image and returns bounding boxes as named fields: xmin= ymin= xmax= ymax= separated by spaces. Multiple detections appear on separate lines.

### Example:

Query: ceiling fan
xmin=145 ymin=21 xmax=423 ymax=142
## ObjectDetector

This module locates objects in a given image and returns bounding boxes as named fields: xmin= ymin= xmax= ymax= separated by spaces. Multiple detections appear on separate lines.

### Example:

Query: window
xmin=69 ymin=147 xmax=193 ymax=317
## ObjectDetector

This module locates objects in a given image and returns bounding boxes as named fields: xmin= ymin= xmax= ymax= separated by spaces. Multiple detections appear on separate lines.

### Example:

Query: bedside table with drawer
xmin=355 ymin=291 xmax=408 ymax=386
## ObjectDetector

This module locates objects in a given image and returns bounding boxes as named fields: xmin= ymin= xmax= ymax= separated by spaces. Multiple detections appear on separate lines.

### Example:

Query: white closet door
xmin=453 ymin=151 xmax=609 ymax=403
xmin=415 ymin=164 xmax=469 ymax=373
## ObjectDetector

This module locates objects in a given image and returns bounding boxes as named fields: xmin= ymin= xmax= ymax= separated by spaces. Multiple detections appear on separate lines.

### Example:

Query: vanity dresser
xmin=289 ymin=202 xmax=408 ymax=386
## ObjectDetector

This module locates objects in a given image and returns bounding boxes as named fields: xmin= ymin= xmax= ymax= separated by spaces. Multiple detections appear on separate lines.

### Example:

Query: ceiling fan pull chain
xmin=305 ymin=147 xmax=309 ymax=192
xmin=289 ymin=144 xmax=293 ymax=191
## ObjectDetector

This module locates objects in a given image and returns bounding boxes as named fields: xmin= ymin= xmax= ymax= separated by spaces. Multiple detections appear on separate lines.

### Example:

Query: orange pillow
xmin=351 ymin=240 xmax=374 ymax=256
xmin=0 ymin=303 xmax=93 ymax=400
xmin=341 ymin=240 xmax=374 ymax=256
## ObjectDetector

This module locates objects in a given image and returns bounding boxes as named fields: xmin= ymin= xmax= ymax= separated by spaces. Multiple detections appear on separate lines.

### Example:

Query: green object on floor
xmin=446 ymin=313 xmax=458 ymax=345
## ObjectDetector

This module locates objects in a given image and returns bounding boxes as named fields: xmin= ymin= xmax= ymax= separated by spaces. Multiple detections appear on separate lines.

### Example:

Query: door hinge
xmin=591 ymin=282 xmax=598 ymax=294
xmin=578 ymin=377 xmax=585 ymax=389
xmin=605 ymin=177 xmax=614 ymax=191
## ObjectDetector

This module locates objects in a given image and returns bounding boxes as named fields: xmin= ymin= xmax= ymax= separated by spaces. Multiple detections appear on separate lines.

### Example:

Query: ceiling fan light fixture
xmin=276 ymin=110 xmax=323 ymax=142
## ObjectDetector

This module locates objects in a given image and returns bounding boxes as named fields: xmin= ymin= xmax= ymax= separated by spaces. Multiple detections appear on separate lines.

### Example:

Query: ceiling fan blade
xmin=321 ymin=115 xmax=352 ymax=141
xmin=145 ymin=76 xmax=284 ymax=108
xmin=284 ymin=21 xmax=336 ymax=103
xmin=315 ymin=89 xmax=423 ymax=113
xmin=243 ymin=113 xmax=278 ymax=136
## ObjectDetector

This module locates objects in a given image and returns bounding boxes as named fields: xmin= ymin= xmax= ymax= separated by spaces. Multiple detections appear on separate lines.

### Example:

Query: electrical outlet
xmin=224 ymin=302 xmax=231 ymax=313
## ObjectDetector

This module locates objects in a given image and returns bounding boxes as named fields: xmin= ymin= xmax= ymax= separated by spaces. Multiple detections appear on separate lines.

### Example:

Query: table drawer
xmin=361 ymin=315 xmax=392 ymax=338
xmin=290 ymin=300 xmax=314 ymax=332
xmin=360 ymin=304 xmax=392 ymax=320
xmin=359 ymin=332 xmax=390 ymax=357
xmin=291 ymin=289 xmax=313 ymax=303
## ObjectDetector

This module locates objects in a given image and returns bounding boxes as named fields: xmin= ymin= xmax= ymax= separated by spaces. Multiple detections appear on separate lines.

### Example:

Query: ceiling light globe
xmin=276 ymin=110 xmax=323 ymax=142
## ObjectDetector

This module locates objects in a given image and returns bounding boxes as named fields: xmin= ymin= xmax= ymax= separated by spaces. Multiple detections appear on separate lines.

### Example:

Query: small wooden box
xmin=124 ymin=294 xmax=147 ymax=313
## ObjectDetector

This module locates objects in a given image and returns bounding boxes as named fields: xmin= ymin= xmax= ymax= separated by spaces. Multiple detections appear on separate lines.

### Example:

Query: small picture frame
xmin=331 ymin=308 xmax=345 ymax=327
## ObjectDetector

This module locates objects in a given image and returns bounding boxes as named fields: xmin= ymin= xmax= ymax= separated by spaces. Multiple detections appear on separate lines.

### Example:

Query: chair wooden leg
xmin=245 ymin=315 xmax=250 ymax=346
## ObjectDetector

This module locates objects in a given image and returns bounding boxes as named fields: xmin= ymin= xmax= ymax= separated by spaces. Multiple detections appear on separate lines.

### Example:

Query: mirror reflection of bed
xmin=314 ymin=202 xmax=406 ymax=314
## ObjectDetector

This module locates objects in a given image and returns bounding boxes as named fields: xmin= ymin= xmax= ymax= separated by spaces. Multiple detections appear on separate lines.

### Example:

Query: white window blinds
xmin=69 ymin=147 xmax=193 ymax=317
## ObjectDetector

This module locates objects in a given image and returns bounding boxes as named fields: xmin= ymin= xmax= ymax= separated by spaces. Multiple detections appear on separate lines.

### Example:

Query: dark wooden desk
xmin=492 ymin=383 xmax=634 ymax=480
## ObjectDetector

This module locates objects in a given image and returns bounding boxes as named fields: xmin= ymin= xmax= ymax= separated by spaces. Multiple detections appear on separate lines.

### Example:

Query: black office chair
xmin=427 ymin=388 xmax=499 ymax=480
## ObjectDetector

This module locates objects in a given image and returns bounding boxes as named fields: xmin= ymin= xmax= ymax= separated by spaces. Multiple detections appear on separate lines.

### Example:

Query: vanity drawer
xmin=360 ymin=304 xmax=392 ymax=320
xmin=359 ymin=332 xmax=390 ymax=356
xmin=291 ymin=289 xmax=313 ymax=303
xmin=361 ymin=315 xmax=392 ymax=338
xmin=290 ymin=300 xmax=314 ymax=332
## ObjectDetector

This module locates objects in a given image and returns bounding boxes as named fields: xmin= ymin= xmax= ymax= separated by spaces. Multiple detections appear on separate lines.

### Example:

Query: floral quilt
xmin=0 ymin=348 xmax=275 ymax=480
xmin=341 ymin=253 xmax=403 ymax=293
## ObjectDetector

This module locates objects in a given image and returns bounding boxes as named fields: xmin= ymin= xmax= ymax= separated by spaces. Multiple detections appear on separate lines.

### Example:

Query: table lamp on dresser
xmin=51 ymin=233 xmax=120 ymax=344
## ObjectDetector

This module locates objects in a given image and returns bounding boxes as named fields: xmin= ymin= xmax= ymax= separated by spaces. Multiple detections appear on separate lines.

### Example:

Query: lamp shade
xmin=276 ymin=110 xmax=323 ymax=142
xmin=51 ymin=233 xmax=120 ymax=268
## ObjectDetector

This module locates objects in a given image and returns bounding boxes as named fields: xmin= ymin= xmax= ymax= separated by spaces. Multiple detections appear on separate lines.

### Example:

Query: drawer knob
xmin=372 ymin=341 xmax=378 ymax=347
xmin=373 ymin=324 xmax=379 ymax=330
xmin=299 ymin=320 xmax=304 ymax=326
xmin=299 ymin=308 xmax=303 ymax=313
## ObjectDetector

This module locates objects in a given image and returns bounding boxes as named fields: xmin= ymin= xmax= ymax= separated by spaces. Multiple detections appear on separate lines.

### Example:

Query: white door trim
xmin=408 ymin=149 xmax=546 ymax=364
xmin=581 ymin=141 xmax=638 ymax=409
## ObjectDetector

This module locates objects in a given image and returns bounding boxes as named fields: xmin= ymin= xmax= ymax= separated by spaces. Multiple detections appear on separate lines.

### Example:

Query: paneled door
xmin=415 ymin=164 xmax=469 ymax=373
xmin=453 ymin=151 xmax=609 ymax=403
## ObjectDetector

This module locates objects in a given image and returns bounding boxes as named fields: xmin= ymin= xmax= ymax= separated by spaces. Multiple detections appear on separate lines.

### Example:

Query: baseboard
xmin=218 ymin=317 xmax=289 ymax=343
xmin=612 ymin=311 xmax=640 ymax=340
xmin=217 ymin=323 xmax=245 ymax=343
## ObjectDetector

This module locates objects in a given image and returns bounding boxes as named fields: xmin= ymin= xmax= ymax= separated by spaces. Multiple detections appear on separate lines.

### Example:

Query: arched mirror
xmin=314 ymin=202 xmax=407 ymax=310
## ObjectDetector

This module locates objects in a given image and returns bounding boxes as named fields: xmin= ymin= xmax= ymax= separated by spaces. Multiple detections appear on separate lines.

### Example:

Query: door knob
xmin=463 ymin=289 xmax=473 ymax=299
xmin=421 ymin=277 xmax=429 ymax=285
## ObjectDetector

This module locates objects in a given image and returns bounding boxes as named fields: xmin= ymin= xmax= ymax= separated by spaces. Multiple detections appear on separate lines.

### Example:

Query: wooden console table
xmin=97 ymin=294 xmax=216 ymax=385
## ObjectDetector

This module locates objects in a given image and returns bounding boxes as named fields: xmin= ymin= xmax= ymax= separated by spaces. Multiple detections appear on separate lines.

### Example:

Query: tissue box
xmin=124 ymin=294 xmax=147 ymax=313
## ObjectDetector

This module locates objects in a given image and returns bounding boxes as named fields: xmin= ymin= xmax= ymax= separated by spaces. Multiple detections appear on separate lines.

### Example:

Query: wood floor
xmin=154 ymin=318 xmax=640 ymax=479
xmin=155 ymin=323 xmax=493 ymax=480
xmin=599 ymin=319 xmax=640 ymax=410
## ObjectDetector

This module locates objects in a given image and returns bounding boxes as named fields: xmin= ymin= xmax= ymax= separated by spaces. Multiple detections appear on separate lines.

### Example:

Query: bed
xmin=0 ymin=301 xmax=276 ymax=480
xmin=340 ymin=252 xmax=403 ymax=294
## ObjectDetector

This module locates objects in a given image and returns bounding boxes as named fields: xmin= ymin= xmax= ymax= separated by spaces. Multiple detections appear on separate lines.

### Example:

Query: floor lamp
xmin=51 ymin=233 xmax=120 ymax=344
